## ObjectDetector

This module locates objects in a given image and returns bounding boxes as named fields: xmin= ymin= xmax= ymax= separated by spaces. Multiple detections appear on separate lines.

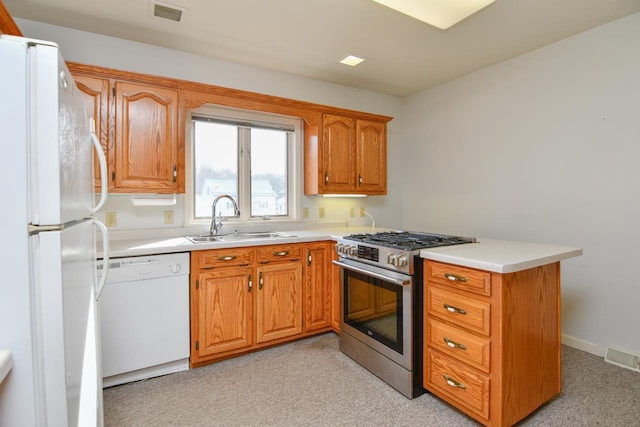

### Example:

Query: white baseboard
xmin=561 ymin=334 xmax=605 ymax=357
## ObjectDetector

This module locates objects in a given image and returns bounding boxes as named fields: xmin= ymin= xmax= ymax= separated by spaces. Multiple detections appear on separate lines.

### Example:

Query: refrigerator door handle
xmin=90 ymin=129 xmax=108 ymax=213
xmin=94 ymin=219 xmax=110 ymax=301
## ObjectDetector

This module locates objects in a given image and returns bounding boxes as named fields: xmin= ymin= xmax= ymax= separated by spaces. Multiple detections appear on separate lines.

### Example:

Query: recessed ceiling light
xmin=372 ymin=0 xmax=495 ymax=29
xmin=152 ymin=0 xmax=185 ymax=22
xmin=339 ymin=54 xmax=367 ymax=67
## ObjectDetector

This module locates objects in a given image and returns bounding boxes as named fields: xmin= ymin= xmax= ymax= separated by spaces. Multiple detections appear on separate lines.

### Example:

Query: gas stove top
xmin=336 ymin=231 xmax=475 ymax=274
xmin=344 ymin=231 xmax=475 ymax=251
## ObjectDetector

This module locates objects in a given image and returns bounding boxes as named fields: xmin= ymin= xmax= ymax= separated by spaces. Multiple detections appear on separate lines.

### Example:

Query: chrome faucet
xmin=210 ymin=195 xmax=241 ymax=235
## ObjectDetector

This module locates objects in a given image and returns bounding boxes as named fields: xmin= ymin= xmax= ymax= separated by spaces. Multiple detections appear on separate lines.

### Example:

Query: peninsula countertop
xmin=420 ymin=238 xmax=582 ymax=273
xmin=101 ymin=228 xmax=581 ymax=273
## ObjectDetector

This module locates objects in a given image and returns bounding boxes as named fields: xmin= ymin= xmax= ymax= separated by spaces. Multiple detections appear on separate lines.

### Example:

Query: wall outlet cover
xmin=106 ymin=212 xmax=117 ymax=227
xmin=164 ymin=210 xmax=174 ymax=224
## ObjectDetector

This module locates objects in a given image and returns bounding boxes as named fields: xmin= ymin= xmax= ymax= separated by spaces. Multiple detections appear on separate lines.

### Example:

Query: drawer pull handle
xmin=444 ymin=303 xmax=467 ymax=315
xmin=218 ymin=255 xmax=237 ymax=261
xmin=444 ymin=337 xmax=467 ymax=350
xmin=273 ymin=251 xmax=289 ymax=256
xmin=443 ymin=375 xmax=467 ymax=390
xmin=444 ymin=273 xmax=467 ymax=282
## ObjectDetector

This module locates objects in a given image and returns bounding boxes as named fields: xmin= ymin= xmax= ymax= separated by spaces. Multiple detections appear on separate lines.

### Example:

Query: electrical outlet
xmin=360 ymin=207 xmax=365 ymax=217
xmin=349 ymin=207 xmax=355 ymax=217
xmin=303 ymin=207 xmax=309 ymax=219
xmin=164 ymin=210 xmax=174 ymax=225
xmin=319 ymin=207 xmax=325 ymax=218
xmin=106 ymin=211 xmax=117 ymax=227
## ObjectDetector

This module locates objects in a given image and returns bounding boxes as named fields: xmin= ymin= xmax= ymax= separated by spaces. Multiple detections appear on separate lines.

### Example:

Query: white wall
xmin=15 ymin=18 xmax=405 ymax=232
xmin=402 ymin=12 xmax=640 ymax=356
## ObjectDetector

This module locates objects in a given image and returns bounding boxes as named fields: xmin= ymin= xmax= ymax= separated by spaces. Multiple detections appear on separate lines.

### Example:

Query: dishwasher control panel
xmin=98 ymin=252 xmax=189 ymax=283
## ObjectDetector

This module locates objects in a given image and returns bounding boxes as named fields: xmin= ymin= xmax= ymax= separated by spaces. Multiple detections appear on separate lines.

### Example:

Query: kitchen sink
xmin=186 ymin=231 xmax=296 ymax=243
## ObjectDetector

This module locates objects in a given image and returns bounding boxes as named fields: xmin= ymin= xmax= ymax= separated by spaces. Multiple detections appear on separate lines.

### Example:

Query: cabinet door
xmin=114 ymin=81 xmax=179 ymax=192
xmin=304 ymin=242 xmax=332 ymax=332
xmin=73 ymin=75 xmax=111 ymax=190
xmin=256 ymin=262 xmax=303 ymax=343
xmin=322 ymin=114 xmax=356 ymax=192
xmin=356 ymin=119 xmax=386 ymax=194
xmin=193 ymin=268 xmax=253 ymax=359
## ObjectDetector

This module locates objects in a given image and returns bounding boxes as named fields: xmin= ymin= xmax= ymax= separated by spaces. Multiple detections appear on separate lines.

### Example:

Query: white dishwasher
xmin=98 ymin=252 xmax=190 ymax=387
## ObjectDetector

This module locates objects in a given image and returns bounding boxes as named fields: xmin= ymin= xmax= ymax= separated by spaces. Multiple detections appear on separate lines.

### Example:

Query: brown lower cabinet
xmin=190 ymin=241 xmax=335 ymax=368
xmin=423 ymin=259 xmax=561 ymax=427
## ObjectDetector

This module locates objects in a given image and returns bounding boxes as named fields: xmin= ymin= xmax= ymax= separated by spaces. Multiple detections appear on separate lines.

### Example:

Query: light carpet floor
xmin=104 ymin=333 xmax=640 ymax=426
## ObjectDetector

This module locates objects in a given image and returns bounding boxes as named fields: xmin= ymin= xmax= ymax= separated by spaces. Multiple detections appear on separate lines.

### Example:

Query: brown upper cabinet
xmin=70 ymin=64 xmax=182 ymax=194
xmin=69 ymin=61 xmax=391 ymax=196
xmin=305 ymin=113 xmax=388 ymax=195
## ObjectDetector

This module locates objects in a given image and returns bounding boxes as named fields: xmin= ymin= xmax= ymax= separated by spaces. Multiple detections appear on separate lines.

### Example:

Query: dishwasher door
xmin=98 ymin=252 xmax=190 ymax=387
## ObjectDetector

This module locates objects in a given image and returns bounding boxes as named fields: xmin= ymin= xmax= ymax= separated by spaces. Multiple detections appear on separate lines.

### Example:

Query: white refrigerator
xmin=0 ymin=35 xmax=110 ymax=426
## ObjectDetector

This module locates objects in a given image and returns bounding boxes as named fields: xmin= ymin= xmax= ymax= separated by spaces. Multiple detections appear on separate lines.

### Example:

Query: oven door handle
xmin=332 ymin=260 xmax=411 ymax=286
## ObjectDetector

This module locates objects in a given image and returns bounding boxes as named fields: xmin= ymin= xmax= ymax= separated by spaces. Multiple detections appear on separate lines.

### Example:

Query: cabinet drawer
xmin=427 ymin=286 xmax=490 ymax=336
xmin=428 ymin=318 xmax=490 ymax=373
xmin=256 ymin=244 xmax=303 ymax=263
xmin=426 ymin=349 xmax=490 ymax=421
xmin=426 ymin=261 xmax=491 ymax=296
xmin=197 ymin=248 xmax=255 ymax=269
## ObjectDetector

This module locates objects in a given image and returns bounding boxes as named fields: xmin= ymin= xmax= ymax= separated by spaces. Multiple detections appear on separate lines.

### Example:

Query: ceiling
xmin=5 ymin=0 xmax=640 ymax=96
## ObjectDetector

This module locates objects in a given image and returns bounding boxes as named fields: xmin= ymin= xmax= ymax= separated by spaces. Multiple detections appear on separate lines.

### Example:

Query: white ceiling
xmin=5 ymin=0 xmax=640 ymax=96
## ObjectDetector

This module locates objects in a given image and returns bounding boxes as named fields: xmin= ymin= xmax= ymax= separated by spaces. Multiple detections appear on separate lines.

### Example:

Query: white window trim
xmin=184 ymin=105 xmax=302 ymax=227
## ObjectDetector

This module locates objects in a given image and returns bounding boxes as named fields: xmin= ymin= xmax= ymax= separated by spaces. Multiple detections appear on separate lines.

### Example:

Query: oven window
xmin=343 ymin=269 xmax=403 ymax=353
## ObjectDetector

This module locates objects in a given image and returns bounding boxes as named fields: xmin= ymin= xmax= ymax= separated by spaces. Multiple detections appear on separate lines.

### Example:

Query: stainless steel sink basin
xmin=187 ymin=235 xmax=222 ymax=243
xmin=186 ymin=231 xmax=296 ymax=243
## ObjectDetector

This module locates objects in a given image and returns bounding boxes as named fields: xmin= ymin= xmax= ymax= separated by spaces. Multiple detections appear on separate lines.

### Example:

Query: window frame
xmin=185 ymin=105 xmax=302 ymax=227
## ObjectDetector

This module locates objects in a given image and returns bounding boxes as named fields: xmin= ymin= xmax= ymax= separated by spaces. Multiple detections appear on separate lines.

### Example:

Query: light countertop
xmin=102 ymin=227 xmax=385 ymax=258
xmin=101 ymin=228 xmax=582 ymax=273
xmin=420 ymin=238 xmax=583 ymax=273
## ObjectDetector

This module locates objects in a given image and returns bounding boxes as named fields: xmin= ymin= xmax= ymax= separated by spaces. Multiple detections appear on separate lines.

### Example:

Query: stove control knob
xmin=348 ymin=245 xmax=358 ymax=255
xmin=387 ymin=254 xmax=398 ymax=266
xmin=336 ymin=243 xmax=344 ymax=254
xmin=396 ymin=255 xmax=408 ymax=268
xmin=388 ymin=253 xmax=408 ymax=267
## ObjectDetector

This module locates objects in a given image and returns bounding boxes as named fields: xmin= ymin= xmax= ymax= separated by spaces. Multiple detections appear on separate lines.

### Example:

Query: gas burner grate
xmin=344 ymin=231 xmax=475 ymax=250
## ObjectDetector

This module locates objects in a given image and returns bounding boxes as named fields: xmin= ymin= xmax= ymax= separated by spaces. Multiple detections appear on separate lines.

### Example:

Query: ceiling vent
xmin=152 ymin=1 xmax=184 ymax=22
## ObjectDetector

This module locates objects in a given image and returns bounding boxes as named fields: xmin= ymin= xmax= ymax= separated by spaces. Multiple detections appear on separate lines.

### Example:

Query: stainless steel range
xmin=333 ymin=231 xmax=475 ymax=398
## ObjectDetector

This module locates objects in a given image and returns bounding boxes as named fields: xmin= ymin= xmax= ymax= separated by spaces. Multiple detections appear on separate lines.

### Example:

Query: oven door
xmin=333 ymin=258 xmax=412 ymax=370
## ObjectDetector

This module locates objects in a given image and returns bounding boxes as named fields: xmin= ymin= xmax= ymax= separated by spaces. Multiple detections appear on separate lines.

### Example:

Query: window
xmin=187 ymin=106 xmax=301 ymax=225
